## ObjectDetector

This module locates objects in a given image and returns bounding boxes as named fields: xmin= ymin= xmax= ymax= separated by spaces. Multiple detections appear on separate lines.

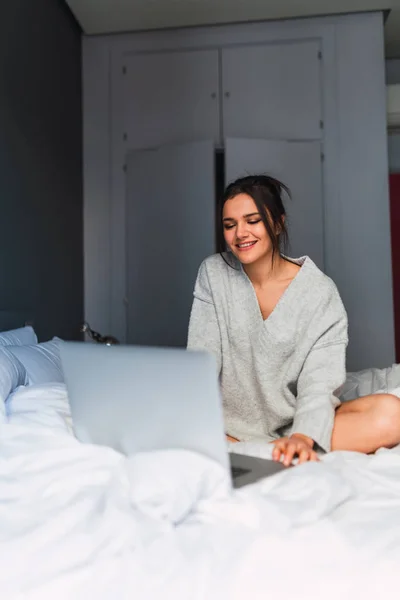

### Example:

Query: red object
xmin=389 ymin=173 xmax=400 ymax=362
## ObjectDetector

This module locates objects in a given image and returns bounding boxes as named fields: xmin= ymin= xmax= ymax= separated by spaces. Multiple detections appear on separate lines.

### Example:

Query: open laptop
xmin=60 ymin=342 xmax=288 ymax=488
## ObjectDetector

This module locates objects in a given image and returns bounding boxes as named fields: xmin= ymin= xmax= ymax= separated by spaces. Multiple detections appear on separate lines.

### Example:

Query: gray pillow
xmin=0 ymin=326 xmax=38 ymax=347
xmin=7 ymin=338 xmax=63 ymax=385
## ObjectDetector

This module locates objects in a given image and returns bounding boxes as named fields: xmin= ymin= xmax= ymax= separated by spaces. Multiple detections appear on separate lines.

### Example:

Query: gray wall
xmin=0 ymin=0 xmax=83 ymax=341
xmin=334 ymin=14 xmax=394 ymax=370
xmin=386 ymin=60 xmax=400 ymax=174
xmin=386 ymin=58 xmax=400 ymax=84
xmin=388 ymin=134 xmax=400 ymax=173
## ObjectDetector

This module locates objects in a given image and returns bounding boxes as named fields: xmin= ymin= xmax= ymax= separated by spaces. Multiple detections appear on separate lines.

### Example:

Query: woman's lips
xmin=236 ymin=241 xmax=257 ymax=251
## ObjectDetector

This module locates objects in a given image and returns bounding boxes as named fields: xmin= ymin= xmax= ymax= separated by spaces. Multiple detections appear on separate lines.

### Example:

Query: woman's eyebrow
xmin=223 ymin=212 xmax=260 ymax=221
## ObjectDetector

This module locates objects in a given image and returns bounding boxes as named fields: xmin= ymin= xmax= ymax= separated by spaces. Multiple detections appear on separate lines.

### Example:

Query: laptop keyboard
xmin=231 ymin=465 xmax=251 ymax=479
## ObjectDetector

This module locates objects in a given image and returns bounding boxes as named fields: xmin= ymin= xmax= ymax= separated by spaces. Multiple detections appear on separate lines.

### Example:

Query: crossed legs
xmin=332 ymin=393 xmax=400 ymax=453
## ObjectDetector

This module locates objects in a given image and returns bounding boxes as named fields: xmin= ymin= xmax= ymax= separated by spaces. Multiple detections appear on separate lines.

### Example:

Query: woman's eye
xmin=223 ymin=224 xmax=235 ymax=230
xmin=247 ymin=219 xmax=261 ymax=225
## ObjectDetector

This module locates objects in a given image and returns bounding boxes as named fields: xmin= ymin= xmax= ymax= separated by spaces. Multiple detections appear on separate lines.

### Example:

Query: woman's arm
xmin=291 ymin=291 xmax=348 ymax=453
xmin=187 ymin=261 xmax=222 ymax=375
xmin=291 ymin=341 xmax=347 ymax=453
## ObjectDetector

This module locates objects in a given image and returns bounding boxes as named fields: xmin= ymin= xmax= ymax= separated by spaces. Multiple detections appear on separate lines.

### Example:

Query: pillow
xmin=0 ymin=347 xmax=27 ymax=420
xmin=7 ymin=338 xmax=63 ymax=385
xmin=0 ymin=326 xmax=38 ymax=347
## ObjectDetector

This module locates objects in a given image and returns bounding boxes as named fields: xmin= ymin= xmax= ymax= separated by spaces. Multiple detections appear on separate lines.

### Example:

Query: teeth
xmin=238 ymin=242 xmax=256 ymax=248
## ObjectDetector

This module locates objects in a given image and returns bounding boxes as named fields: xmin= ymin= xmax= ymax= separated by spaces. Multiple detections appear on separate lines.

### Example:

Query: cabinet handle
xmin=224 ymin=91 xmax=230 ymax=98
xmin=211 ymin=92 xmax=217 ymax=99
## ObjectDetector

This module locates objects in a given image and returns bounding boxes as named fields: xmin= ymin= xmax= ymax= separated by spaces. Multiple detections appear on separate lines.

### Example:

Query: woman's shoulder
xmin=291 ymin=256 xmax=345 ymax=309
xmin=194 ymin=253 xmax=240 ymax=300
xmin=285 ymin=256 xmax=344 ymax=311
xmin=293 ymin=255 xmax=337 ymax=289
xmin=199 ymin=252 xmax=239 ymax=277
xmin=287 ymin=256 xmax=348 ymax=344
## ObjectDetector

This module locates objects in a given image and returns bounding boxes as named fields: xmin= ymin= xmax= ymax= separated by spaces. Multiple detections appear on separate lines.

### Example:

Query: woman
xmin=187 ymin=175 xmax=400 ymax=466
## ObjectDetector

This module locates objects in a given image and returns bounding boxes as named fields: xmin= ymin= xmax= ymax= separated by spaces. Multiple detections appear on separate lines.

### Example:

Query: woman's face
xmin=222 ymin=193 xmax=274 ymax=265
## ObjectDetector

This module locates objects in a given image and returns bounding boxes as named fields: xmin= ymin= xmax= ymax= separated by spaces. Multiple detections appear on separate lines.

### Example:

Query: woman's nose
xmin=236 ymin=222 xmax=249 ymax=239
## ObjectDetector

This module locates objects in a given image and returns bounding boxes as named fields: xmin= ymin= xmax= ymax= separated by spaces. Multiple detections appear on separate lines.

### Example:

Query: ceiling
xmin=65 ymin=0 xmax=400 ymax=58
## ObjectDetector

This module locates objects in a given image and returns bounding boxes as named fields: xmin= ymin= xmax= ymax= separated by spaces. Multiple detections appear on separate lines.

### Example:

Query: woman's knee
xmin=371 ymin=394 xmax=400 ymax=445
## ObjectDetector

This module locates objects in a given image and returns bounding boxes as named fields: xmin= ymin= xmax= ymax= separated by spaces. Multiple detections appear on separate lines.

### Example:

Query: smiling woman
xmin=187 ymin=174 xmax=400 ymax=466
xmin=220 ymin=175 xmax=289 ymax=263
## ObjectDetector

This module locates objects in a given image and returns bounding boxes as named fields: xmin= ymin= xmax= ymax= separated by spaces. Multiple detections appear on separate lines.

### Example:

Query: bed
xmin=1 ymin=323 xmax=400 ymax=600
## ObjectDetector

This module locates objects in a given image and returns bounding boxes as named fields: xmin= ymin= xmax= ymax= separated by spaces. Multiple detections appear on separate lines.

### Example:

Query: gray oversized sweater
xmin=187 ymin=253 xmax=348 ymax=453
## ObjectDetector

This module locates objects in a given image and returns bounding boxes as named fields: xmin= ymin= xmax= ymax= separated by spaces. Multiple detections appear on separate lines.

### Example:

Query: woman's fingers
xmin=293 ymin=447 xmax=319 ymax=464
xmin=272 ymin=443 xmax=283 ymax=462
xmin=271 ymin=438 xmax=320 ymax=466
xmin=271 ymin=438 xmax=288 ymax=462
xmin=298 ymin=448 xmax=310 ymax=464
xmin=272 ymin=446 xmax=281 ymax=461
xmin=283 ymin=440 xmax=297 ymax=466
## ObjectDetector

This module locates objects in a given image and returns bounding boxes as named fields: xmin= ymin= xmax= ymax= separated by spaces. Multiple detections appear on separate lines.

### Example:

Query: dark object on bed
xmin=81 ymin=322 xmax=120 ymax=346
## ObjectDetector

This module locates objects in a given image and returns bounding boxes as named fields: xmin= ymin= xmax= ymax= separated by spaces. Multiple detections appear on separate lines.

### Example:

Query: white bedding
xmin=2 ymin=384 xmax=400 ymax=599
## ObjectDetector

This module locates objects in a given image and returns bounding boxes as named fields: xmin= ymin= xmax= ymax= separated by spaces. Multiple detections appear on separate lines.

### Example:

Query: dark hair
xmin=217 ymin=174 xmax=290 ymax=261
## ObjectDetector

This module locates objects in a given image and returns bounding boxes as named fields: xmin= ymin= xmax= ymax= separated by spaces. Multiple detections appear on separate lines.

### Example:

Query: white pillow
xmin=0 ymin=326 xmax=38 ymax=347
xmin=0 ymin=347 xmax=27 ymax=420
xmin=7 ymin=338 xmax=64 ymax=385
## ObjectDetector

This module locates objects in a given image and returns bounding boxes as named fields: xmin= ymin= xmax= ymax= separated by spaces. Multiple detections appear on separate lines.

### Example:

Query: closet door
xmin=126 ymin=141 xmax=215 ymax=347
xmin=221 ymin=41 xmax=322 ymax=141
xmin=121 ymin=50 xmax=220 ymax=149
xmin=225 ymin=138 xmax=324 ymax=269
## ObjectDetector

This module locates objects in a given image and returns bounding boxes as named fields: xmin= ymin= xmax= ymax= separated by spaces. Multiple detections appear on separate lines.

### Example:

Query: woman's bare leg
xmin=332 ymin=394 xmax=400 ymax=453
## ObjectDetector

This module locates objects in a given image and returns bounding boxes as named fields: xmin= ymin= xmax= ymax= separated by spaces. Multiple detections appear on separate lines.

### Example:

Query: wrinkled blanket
xmin=0 ymin=384 xmax=400 ymax=600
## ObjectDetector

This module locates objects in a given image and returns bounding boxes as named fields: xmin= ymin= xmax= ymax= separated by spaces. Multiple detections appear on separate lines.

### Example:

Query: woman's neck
xmin=243 ymin=253 xmax=286 ymax=288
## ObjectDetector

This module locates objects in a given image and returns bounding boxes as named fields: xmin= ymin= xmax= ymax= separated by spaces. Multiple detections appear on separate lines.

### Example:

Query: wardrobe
xmin=83 ymin=11 xmax=394 ymax=370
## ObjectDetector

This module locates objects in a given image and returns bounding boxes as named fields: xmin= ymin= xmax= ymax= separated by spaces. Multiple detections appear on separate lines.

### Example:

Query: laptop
xmin=60 ymin=342 xmax=288 ymax=488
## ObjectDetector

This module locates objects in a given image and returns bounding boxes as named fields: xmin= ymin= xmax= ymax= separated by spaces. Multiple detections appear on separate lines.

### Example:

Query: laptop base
xmin=230 ymin=452 xmax=289 ymax=488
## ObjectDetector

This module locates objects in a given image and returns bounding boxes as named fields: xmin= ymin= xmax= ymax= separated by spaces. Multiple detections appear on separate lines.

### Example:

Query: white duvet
xmin=1 ymin=384 xmax=400 ymax=600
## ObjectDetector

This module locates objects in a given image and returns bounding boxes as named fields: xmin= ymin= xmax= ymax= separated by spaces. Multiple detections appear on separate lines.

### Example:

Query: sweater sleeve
xmin=290 ymin=290 xmax=348 ymax=453
xmin=187 ymin=261 xmax=222 ymax=375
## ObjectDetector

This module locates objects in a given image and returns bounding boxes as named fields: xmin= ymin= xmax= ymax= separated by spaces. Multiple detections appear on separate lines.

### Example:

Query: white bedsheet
xmin=1 ymin=384 xmax=400 ymax=599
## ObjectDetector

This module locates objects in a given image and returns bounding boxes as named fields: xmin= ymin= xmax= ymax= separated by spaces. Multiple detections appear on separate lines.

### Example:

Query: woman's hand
xmin=271 ymin=434 xmax=318 ymax=466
